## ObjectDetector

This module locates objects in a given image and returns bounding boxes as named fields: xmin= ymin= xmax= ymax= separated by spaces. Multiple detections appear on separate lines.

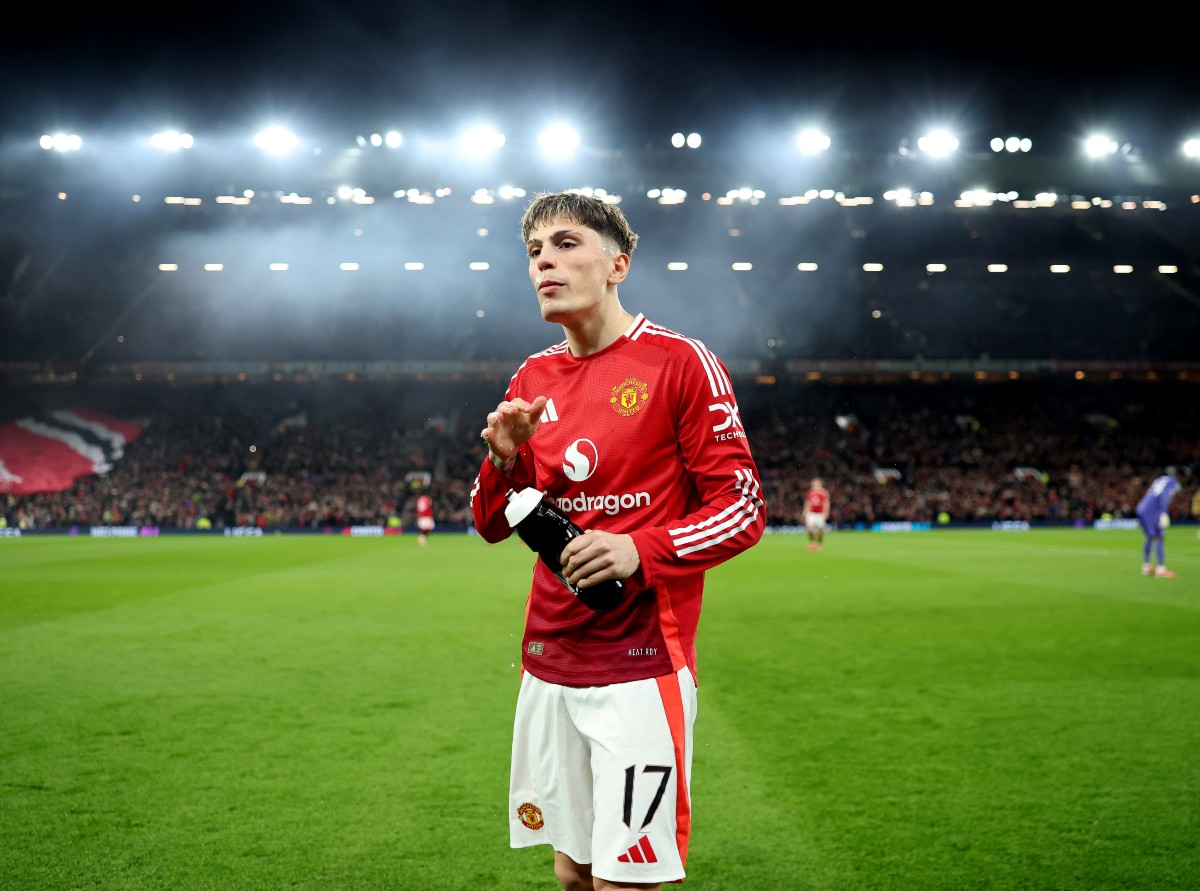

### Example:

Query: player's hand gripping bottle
xmin=504 ymin=487 xmax=625 ymax=611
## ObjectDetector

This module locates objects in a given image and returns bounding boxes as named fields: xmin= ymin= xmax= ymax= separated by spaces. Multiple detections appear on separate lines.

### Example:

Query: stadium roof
xmin=4 ymin=8 xmax=1199 ymax=159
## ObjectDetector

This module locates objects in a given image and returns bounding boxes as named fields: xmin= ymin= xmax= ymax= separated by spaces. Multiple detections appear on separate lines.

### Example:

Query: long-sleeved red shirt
xmin=470 ymin=314 xmax=765 ymax=687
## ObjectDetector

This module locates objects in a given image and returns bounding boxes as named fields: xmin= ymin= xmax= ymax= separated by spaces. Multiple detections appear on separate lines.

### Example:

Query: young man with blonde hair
xmin=470 ymin=191 xmax=765 ymax=890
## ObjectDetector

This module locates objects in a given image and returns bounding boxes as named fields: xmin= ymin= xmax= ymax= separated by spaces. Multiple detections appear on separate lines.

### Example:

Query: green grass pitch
xmin=1 ymin=529 xmax=1197 ymax=890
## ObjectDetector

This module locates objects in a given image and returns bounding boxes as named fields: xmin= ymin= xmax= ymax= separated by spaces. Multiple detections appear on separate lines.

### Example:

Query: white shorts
xmin=806 ymin=513 xmax=827 ymax=532
xmin=509 ymin=666 xmax=697 ymax=884
xmin=417 ymin=517 xmax=434 ymax=532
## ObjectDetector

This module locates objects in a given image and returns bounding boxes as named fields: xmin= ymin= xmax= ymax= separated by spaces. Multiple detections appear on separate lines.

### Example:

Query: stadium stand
xmin=2 ymin=183 xmax=1198 ymax=533
xmin=2 ymin=377 xmax=1196 ymax=532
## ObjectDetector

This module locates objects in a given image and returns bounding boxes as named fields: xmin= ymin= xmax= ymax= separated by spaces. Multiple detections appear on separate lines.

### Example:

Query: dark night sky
xmin=3 ymin=6 xmax=1198 ymax=156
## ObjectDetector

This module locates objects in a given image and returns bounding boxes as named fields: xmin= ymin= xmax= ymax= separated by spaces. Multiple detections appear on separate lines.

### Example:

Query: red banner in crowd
xmin=0 ymin=409 xmax=144 ymax=495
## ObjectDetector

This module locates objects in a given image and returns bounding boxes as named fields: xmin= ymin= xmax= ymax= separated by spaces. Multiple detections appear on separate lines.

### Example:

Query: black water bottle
xmin=504 ymin=487 xmax=625 ymax=611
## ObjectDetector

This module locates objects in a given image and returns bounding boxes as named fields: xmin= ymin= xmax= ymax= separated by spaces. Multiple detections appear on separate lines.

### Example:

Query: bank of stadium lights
xmin=391 ymin=188 xmax=439 ymax=204
xmin=254 ymin=126 xmax=300 ymax=155
xmin=917 ymin=129 xmax=959 ymax=157
xmin=897 ymin=129 xmax=960 ymax=158
xmin=794 ymin=128 xmax=831 ymax=155
xmin=957 ymin=189 xmax=1020 ymax=207
xmin=537 ymin=124 xmax=581 ymax=159
xmin=469 ymin=185 xmax=527 ymax=205
xmin=717 ymin=188 xmax=766 ymax=206
xmin=550 ymin=186 xmax=620 ymax=205
xmin=883 ymin=189 xmax=934 ymax=206
xmin=991 ymin=136 xmax=1032 ymax=153
xmin=149 ymin=130 xmax=194 ymax=150
xmin=336 ymin=186 xmax=373 ymax=204
xmin=30 ymin=122 xmax=1200 ymax=172
xmin=1081 ymin=133 xmax=1143 ymax=164
xmin=457 ymin=124 xmax=505 ymax=158
xmin=155 ymin=256 xmax=1174 ymax=277
xmin=1083 ymin=133 xmax=1119 ymax=158
xmin=39 ymin=132 xmax=83 ymax=151
xmin=648 ymin=188 xmax=687 ymax=205
xmin=779 ymin=189 xmax=854 ymax=206
xmin=359 ymin=130 xmax=403 ymax=149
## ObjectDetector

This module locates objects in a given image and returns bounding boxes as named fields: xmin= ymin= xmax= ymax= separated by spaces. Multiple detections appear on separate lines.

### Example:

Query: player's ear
xmin=608 ymin=251 xmax=630 ymax=285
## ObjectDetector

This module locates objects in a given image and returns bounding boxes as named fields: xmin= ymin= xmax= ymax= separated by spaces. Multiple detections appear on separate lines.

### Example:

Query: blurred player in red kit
xmin=470 ymin=191 xmax=765 ymax=890
xmin=804 ymin=477 xmax=830 ymax=551
xmin=415 ymin=492 xmax=434 ymax=546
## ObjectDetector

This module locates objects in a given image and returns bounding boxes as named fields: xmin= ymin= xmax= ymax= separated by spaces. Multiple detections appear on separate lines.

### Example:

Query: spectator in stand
xmin=804 ymin=477 xmax=830 ymax=551
xmin=1136 ymin=466 xmax=1183 ymax=578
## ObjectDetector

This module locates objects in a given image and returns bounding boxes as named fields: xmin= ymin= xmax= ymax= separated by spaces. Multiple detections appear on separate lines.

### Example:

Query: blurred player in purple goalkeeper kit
xmin=470 ymin=191 xmax=765 ymax=890
xmin=1136 ymin=466 xmax=1181 ymax=578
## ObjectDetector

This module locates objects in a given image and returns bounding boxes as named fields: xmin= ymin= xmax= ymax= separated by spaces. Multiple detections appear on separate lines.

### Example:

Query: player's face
xmin=526 ymin=218 xmax=621 ymax=325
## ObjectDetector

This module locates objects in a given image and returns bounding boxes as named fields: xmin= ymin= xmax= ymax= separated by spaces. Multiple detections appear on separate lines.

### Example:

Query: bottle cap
xmin=504 ymin=487 xmax=546 ymax=528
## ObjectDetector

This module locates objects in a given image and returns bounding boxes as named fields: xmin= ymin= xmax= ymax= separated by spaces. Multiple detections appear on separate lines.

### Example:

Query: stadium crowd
xmin=5 ymin=188 xmax=1198 ymax=537
xmin=3 ymin=378 xmax=1196 ymax=532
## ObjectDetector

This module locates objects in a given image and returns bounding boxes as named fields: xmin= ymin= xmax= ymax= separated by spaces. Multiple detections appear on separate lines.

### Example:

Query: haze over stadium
xmin=3 ymin=9 xmax=1199 ymax=373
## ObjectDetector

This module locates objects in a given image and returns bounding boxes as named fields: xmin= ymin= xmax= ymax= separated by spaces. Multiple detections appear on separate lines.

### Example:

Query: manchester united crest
xmin=517 ymin=802 xmax=545 ymax=830
xmin=610 ymin=377 xmax=649 ymax=417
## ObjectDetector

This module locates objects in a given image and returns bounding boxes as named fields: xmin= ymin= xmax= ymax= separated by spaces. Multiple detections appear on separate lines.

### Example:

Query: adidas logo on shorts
xmin=617 ymin=835 xmax=658 ymax=864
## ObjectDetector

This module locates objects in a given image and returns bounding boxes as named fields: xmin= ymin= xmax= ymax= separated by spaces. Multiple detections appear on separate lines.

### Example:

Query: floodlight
xmin=458 ymin=124 xmax=505 ymax=158
xmin=254 ymin=126 xmax=299 ymax=155
xmin=991 ymin=136 xmax=1031 ymax=153
xmin=39 ymin=132 xmax=83 ymax=151
xmin=795 ymin=128 xmax=831 ymax=155
xmin=150 ymin=130 xmax=194 ymax=150
xmin=537 ymin=123 xmax=580 ymax=159
xmin=1083 ymin=134 xmax=1117 ymax=158
xmin=916 ymin=129 xmax=959 ymax=157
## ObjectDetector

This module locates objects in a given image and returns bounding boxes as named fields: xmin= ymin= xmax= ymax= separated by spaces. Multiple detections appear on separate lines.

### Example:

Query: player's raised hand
xmin=481 ymin=396 xmax=548 ymax=467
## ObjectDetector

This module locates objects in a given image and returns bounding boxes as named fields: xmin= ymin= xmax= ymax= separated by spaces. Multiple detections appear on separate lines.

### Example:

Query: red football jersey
xmin=416 ymin=495 xmax=433 ymax=520
xmin=471 ymin=314 xmax=765 ymax=687
xmin=805 ymin=487 xmax=829 ymax=515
